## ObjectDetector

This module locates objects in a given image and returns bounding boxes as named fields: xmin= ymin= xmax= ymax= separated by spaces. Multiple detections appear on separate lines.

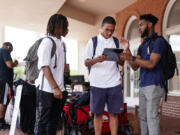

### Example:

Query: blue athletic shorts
xmin=90 ymin=84 xmax=123 ymax=114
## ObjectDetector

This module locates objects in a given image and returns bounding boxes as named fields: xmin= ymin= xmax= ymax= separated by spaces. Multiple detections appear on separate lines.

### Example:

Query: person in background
xmin=73 ymin=82 xmax=90 ymax=108
xmin=0 ymin=42 xmax=18 ymax=130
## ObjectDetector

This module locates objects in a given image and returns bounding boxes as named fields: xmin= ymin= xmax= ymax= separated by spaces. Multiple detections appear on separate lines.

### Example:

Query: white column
xmin=0 ymin=24 xmax=5 ymax=47
xmin=77 ymin=40 xmax=89 ymax=81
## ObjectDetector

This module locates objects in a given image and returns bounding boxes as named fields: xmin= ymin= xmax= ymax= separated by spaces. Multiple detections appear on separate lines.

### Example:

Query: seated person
xmin=69 ymin=82 xmax=82 ymax=102
xmin=73 ymin=82 xmax=90 ymax=109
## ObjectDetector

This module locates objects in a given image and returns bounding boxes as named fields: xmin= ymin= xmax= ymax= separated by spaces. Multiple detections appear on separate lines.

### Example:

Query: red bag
xmin=76 ymin=105 xmax=90 ymax=124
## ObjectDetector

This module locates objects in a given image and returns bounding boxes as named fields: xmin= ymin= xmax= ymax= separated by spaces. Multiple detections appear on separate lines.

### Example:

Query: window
xmin=127 ymin=20 xmax=140 ymax=40
xmin=133 ymin=50 xmax=140 ymax=97
xmin=169 ymin=35 xmax=180 ymax=92
xmin=124 ymin=16 xmax=141 ymax=99
xmin=167 ymin=0 xmax=180 ymax=28
xmin=62 ymin=38 xmax=78 ymax=75
xmin=163 ymin=0 xmax=180 ymax=94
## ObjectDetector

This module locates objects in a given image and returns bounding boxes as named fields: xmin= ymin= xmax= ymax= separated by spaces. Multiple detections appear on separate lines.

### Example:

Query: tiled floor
xmin=0 ymin=115 xmax=180 ymax=135
xmin=160 ymin=115 xmax=180 ymax=135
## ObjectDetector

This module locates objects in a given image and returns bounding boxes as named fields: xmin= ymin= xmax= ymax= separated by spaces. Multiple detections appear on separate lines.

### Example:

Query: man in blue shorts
xmin=84 ymin=16 xmax=124 ymax=135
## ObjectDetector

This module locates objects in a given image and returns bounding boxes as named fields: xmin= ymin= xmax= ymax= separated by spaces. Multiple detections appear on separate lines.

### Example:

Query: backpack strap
xmin=62 ymin=42 xmax=67 ymax=64
xmin=148 ymin=35 xmax=160 ymax=54
xmin=92 ymin=36 xmax=98 ymax=59
xmin=46 ymin=37 xmax=57 ymax=68
xmin=113 ymin=37 xmax=119 ymax=48
xmin=40 ymin=37 xmax=56 ymax=90
xmin=113 ymin=37 xmax=120 ymax=69
xmin=88 ymin=36 xmax=98 ymax=72
xmin=45 ymin=37 xmax=56 ymax=58
xmin=137 ymin=40 xmax=146 ymax=56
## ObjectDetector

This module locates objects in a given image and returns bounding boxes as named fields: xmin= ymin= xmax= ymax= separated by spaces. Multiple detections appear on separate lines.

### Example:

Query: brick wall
xmin=115 ymin=0 xmax=180 ymax=118
xmin=115 ymin=0 xmax=169 ymax=37
xmin=162 ymin=96 xmax=180 ymax=118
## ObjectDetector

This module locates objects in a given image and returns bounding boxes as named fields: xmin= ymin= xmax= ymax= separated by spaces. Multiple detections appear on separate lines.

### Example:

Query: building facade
xmin=115 ymin=0 xmax=180 ymax=118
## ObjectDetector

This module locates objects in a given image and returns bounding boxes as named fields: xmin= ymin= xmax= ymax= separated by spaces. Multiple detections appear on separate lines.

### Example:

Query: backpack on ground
xmin=24 ymin=37 xmax=56 ymax=83
xmin=148 ymin=35 xmax=179 ymax=101
xmin=88 ymin=36 xmax=120 ymax=72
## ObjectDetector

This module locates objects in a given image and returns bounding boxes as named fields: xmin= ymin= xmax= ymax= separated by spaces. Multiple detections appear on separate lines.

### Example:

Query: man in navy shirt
xmin=0 ymin=42 xmax=18 ymax=130
xmin=119 ymin=14 xmax=166 ymax=135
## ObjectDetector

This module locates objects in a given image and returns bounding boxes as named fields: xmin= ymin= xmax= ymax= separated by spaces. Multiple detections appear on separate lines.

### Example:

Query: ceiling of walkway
xmin=0 ymin=0 xmax=136 ymax=40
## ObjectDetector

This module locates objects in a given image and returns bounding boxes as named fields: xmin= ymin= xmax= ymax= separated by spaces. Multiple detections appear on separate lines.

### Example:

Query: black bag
xmin=14 ymin=79 xmax=36 ymax=133
xmin=149 ymin=36 xmax=179 ymax=101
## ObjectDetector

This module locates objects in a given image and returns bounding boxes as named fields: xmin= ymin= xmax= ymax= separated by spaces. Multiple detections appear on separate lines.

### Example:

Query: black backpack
xmin=148 ymin=36 xmax=179 ymax=101
xmin=24 ymin=37 xmax=57 ymax=82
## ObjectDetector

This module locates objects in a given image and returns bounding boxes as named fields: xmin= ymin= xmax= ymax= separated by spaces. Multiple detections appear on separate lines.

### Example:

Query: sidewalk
xmin=160 ymin=115 xmax=180 ymax=135
xmin=0 ymin=115 xmax=180 ymax=135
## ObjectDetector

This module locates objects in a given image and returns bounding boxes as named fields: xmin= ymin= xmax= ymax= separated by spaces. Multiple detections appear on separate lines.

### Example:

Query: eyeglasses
xmin=105 ymin=28 xmax=115 ymax=33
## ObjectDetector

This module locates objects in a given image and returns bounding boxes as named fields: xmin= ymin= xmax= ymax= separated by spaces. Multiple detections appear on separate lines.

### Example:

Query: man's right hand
xmin=96 ymin=55 xmax=107 ymax=62
xmin=13 ymin=60 xmax=18 ymax=67
xmin=85 ymin=55 xmax=107 ymax=67
xmin=119 ymin=37 xmax=130 ymax=51
xmin=53 ymin=87 xmax=63 ymax=100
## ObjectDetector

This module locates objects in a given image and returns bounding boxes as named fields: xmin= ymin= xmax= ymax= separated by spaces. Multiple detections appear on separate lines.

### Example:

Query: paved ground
xmin=0 ymin=115 xmax=180 ymax=135
xmin=0 ymin=104 xmax=180 ymax=135
xmin=160 ymin=115 xmax=180 ymax=135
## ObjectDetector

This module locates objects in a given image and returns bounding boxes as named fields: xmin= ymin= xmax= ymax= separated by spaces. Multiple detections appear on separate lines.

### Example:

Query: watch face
xmin=132 ymin=56 xmax=136 ymax=61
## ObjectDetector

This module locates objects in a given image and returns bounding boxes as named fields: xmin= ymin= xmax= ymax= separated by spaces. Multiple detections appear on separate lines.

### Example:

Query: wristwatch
xmin=132 ymin=56 xmax=136 ymax=62
xmin=53 ymin=86 xmax=58 ymax=89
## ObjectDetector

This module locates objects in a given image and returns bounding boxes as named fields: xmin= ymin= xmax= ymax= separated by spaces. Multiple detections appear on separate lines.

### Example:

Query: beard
xmin=141 ymin=26 xmax=149 ymax=38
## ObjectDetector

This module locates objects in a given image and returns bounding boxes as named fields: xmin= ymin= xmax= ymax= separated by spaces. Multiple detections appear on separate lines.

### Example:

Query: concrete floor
xmin=0 ymin=115 xmax=180 ymax=135
xmin=160 ymin=115 xmax=180 ymax=135
xmin=0 ymin=104 xmax=180 ymax=135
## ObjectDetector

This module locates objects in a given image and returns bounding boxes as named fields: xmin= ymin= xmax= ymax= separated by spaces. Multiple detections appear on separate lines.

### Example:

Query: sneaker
xmin=0 ymin=123 xmax=10 ymax=130
xmin=0 ymin=123 xmax=3 ymax=130
xmin=3 ymin=123 xmax=10 ymax=130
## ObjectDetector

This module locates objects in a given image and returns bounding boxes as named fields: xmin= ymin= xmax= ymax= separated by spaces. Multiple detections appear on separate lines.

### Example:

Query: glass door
xmin=124 ymin=38 xmax=141 ymax=107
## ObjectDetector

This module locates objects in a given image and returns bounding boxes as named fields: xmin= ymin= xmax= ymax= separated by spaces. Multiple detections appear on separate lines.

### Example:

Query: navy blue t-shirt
xmin=137 ymin=33 xmax=167 ymax=88
xmin=0 ymin=48 xmax=14 ymax=84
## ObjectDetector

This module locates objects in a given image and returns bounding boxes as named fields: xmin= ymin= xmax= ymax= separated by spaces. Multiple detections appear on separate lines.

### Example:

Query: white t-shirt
xmin=35 ymin=36 xmax=65 ymax=93
xmin=84 ymin=34 xmax=122 ymax=88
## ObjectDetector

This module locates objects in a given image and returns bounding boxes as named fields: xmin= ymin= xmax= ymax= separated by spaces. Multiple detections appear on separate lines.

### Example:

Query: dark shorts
xmin=0 ymin=82 xmax=10 ymax=105
xmin=90 ymin=84 xmax=123 ymax=114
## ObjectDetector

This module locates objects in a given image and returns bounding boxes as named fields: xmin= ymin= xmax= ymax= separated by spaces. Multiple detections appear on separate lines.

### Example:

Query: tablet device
xmin=103 ymin=48 xmax=124 ymax=62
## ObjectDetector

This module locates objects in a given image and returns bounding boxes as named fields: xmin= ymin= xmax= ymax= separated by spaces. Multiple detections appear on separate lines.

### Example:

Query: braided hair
xmin=47 ymin=14 xmax=68 ymax=35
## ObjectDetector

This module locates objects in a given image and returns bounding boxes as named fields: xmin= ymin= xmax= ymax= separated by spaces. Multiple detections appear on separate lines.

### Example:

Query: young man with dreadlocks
xmin=119 ymin=14 xmax=167 ymax=135
xmin=34 ymin=14 xmax=69 ymax=135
